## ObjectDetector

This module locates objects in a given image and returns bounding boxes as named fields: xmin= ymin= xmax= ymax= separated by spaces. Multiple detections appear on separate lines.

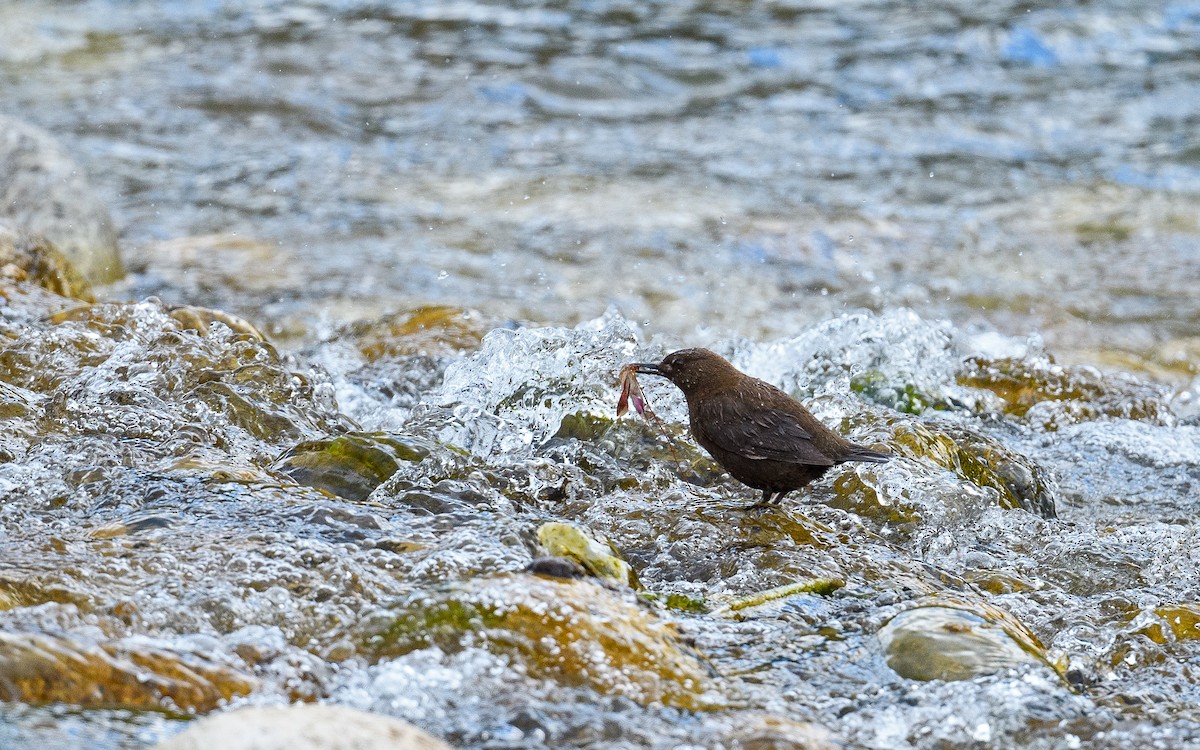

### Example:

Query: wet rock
xmin=0 ymin=631 xmax=255 ymax=711
xmin=345 ymin=306 xmax=498 ymax=362
xmin=1130 ymin=603 xmax=1200 ymax=644
xmin=878 ymin=602 xmax=1051 ymax=681
xmin=154 ymin=704 xmax=454 ymax=750
xmin=0 ymin=115 xmax=122 ymax=283
xmin=536 ymin=521 xmax=635 ymax=587
xmin=525 ymin=556 xmax=590 ymax=580
xmin=0 ymin=224 xmax=93 ymax=301
xmin=958 ymin=355 xmax=1170 ymax=431
xmin=274 ymin=432 xmax=434 ymax=501
xmin=885 ymin=419 xmax=1058 ymax=518
xmin=361 ymin=574 xmax=716 ymax=710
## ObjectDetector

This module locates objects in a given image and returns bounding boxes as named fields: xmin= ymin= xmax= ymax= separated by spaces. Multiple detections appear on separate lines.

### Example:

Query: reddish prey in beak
xmin=616 ymin=363 xmax=653 ymax=417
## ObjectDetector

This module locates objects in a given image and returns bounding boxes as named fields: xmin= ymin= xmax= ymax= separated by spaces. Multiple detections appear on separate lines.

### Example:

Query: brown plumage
xmin=632 ymin=348 xmax=890 ymax=506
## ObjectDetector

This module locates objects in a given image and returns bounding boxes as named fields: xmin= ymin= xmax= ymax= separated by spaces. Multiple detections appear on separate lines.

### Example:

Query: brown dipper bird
xmin=632 ymin=348 xmax=890 ymax=505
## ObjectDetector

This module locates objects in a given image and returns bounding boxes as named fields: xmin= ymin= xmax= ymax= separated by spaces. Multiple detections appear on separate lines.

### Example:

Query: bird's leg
xmin=769 ymin=491 xmax=789 ymax=505
xmin=743 ymin=489 xmax=775 ymax=512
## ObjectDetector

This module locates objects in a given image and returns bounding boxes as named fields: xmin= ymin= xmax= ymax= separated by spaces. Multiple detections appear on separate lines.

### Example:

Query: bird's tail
xmin=841 ymin=446 xmax=892 ymax=464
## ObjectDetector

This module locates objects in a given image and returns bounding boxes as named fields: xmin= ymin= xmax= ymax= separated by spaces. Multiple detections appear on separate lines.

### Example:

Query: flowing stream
xmin=2 ymin=1 xmax=1200 ymax=748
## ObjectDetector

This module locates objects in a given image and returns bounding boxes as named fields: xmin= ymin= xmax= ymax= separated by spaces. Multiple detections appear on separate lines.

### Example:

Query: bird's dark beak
xmin=631 ymin=363 xmax=664 ymax=377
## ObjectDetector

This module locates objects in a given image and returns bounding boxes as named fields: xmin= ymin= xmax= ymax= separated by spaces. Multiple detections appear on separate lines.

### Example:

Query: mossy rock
xmin=275 ymin=432 xmax=434 ymax=501
xmin=850 ymin=369 xmax=944 ymax=414
xmin=957 ymin=356 xmax=1169 ymax=431
xmin=0 ymin=225 xmax=93 ymax=302
xmin=0 ymin=631 xmax=255 ymax=712
xmin=361 ymin=574 xmax=717 ymax=710
xmin=536 ymin=521 xmax=635 ymax=587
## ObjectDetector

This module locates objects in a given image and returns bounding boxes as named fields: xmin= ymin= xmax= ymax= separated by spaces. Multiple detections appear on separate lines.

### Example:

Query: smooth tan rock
xmin=0 ymin=115 xmax=123 ymax=283
xmin=154 ymin=704 xmax=454 ymax=750
xmin=878 ymin=604 xmax=1049 ymax=681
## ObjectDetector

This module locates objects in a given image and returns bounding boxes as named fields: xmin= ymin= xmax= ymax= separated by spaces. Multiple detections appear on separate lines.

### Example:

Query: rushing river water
xmin=3 ymin=1 xmax=1200 ymax=748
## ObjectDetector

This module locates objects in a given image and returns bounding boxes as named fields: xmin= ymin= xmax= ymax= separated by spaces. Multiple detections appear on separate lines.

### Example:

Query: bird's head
xmin=631 ymin=348 xmax=740 ymax=397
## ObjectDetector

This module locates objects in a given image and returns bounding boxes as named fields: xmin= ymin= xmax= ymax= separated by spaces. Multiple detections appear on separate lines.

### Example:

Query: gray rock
xmin=0 ymin=114 xmax=123 ymax=283
xmin=154 ymin=704 xmax=455 ymax=750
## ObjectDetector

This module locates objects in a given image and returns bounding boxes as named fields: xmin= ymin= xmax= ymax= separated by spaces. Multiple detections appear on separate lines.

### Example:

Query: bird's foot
xmin=743 ymin=501 xmax=779 ymax=514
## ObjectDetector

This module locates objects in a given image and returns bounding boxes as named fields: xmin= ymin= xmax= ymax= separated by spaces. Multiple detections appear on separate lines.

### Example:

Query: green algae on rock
xmin=713 ymin=577 xmax=846 ymax=616
xmin=885 ymin=419 xmax=1058 ymax=518
xmin=360 ymin=574 xmax=717 ymax=710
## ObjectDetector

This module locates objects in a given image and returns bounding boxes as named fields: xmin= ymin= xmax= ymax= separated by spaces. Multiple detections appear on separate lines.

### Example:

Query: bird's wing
xmin=694 ymin=389 xmax=836 ymax=466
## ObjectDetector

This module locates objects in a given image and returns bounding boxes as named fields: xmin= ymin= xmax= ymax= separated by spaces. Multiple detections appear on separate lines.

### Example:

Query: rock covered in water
xmin=1 ymin=297 xmax=346 ymax=461
xmin=345 ymin=306 xmax=499 ymax=362
xmin=877 ymin=601 xmax=1052 ymax=681
xmin=701 ymin=712 xmax=843 ymax=750
xmin=731 ymin=309 xmax=965 ymax=412
xmin=958 ymin=355 xmax=1171 ymax=430
xmin=360 ymin=574 xmax=717 ymax=710
xmin=153 ymin=704 xmax=454 ymax=750
xmin=0 ymin=631 xmax=255 ymax=712
xmin=274 ymin=432 xmax=434 ymax=501
xmin=0 ymin=115 xmax=122 ymax=283
xmin=415 ymin=310 xmax=660 ymax=456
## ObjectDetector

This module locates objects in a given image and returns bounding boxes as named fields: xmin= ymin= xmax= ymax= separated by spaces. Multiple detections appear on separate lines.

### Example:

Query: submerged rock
xmin=882 ymin=418 xmax=1058 ymax=518
xmin=275 ymin=432 xmax=434 ymax=501
xmin=360 ymin=574 xmax=716 ymax=710
xmin=703 ymin=713 xmax=843 ymax=750
xmin=154 ymin=704 xmax=454 ymax=750
xmin=51 ymin=301 xmax=266 ymax=341
xmin=878 ymin=601 xmax=1051 ymax=681
xmin=0 ymin=115 xmax=122 ymax=283
xmin=0 ymin=631 xmax=255 ymax=712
